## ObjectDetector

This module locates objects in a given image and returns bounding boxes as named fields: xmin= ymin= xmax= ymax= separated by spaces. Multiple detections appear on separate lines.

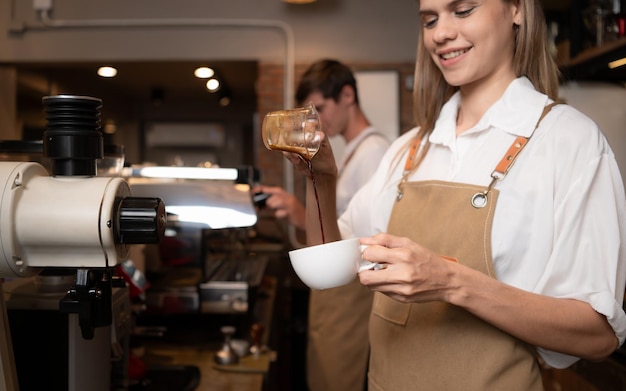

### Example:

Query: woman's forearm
xmin=453 ymin=266 xmax=618 ymax=360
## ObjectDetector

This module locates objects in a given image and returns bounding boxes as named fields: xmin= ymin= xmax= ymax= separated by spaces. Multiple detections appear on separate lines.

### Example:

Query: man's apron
xmin=306 ymin=132 xmax=384 ymax=391
xmin=307 ymin=279 xmax=373 ymax=391
xmin=368 ymin=104 xmax=556 ymax=390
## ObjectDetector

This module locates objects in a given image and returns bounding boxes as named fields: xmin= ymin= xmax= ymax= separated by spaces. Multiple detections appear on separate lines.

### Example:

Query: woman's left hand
xmin=358 ymin=233 xmax=459 ymax=304
xmin=358 ymin=234 xmax=619 ymax=361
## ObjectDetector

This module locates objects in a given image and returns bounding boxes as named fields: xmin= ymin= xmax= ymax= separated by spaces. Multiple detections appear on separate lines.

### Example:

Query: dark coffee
xmin=307 ymin=159 xmax=326 ymax=244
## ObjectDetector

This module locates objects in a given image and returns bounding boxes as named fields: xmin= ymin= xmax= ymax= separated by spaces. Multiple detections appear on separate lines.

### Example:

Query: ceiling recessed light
xmin=194 ymin=67 xmax=215 ymax=79
xmin=97 ymin=66 xmax=117 ymax=78
xmin=219 ymin=96 xmax=231 ymax=107
xmin=206 ymin=78 xmax=220 ymax=92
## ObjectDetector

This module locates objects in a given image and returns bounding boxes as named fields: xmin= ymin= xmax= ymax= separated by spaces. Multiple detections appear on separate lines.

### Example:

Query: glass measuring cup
xmin=262 ymin=102 xmax=322 ymax=160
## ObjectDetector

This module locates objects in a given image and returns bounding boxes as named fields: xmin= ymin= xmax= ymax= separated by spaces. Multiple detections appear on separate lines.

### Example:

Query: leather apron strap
xmin=339 ymin=132 xmax=382 ymax=171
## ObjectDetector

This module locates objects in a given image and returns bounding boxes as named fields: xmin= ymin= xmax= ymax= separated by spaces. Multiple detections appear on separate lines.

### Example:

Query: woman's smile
xmin=440 ymin=48 xmax=470 ymax=60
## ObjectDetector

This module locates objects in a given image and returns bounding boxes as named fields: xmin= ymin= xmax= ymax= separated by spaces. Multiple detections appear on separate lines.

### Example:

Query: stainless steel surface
xmin=214 ymin=326 xmax=240 ymax=365
xmin=200 ymin=255 xmax=268 ymax=314
xmin=129 ymin=177 xmax=258 ymax=229
xmin=130 ymin=168 xmax=270 ymax=319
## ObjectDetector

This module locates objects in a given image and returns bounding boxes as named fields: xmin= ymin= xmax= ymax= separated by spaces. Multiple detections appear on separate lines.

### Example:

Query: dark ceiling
xmin=14 ymin=60 xmax=259 ymax=116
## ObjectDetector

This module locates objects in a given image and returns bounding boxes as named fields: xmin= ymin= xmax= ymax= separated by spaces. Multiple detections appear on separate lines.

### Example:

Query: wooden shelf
xmin=559 ymin=37 xmax=626 ymax=68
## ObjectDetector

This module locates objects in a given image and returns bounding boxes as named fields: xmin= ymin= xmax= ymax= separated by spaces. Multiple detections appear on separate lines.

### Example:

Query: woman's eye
xmin=455 ymin=6 xmax=475 ymax=17
xmin=422 ymin=16 xmax=438 ymax=29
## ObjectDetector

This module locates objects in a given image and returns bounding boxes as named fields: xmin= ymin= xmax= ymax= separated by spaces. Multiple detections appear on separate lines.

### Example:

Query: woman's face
xmin=420 ymin=0 xmax=521 ymax=89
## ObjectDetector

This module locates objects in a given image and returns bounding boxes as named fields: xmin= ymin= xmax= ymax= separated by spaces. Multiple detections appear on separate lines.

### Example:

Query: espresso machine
xmin=0 ymin=95 xmax=166 ymax=391
xmin=124 ymin=164 xmax=267 ymax=318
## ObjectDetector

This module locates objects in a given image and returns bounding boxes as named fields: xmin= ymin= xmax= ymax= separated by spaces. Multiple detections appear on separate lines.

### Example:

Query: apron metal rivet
xmin=471 ymin=193 xmax=487 ymax=208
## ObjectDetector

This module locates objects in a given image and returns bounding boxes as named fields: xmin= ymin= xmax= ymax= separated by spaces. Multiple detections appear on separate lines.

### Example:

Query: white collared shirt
xmin=336 ymin=126 xmax=390 ymax=215
xmin=339 ymin=77 xmax=626 ymax=368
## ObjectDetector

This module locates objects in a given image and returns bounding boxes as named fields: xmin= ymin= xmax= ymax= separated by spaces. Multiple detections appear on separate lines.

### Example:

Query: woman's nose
xmin=432 ymin=16 xmax=457 ymax=42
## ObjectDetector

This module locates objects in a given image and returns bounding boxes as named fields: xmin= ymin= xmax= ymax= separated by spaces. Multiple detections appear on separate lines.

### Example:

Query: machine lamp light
xmin=166 ymin=205 xmax=257 ymax=229
xmin=123 ymin=166 xmax=239 ymax=181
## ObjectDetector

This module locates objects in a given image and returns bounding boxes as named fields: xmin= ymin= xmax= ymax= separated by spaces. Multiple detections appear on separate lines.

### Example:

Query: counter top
xmin=140 ymin=341 xmax=269 ymax=391
xmin=135 ymin=275 xmax=278 ymax=390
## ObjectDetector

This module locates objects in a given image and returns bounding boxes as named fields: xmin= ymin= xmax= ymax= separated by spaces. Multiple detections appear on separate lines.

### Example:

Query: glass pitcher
xmin=261 ymin=102 xmax=322 ymax=160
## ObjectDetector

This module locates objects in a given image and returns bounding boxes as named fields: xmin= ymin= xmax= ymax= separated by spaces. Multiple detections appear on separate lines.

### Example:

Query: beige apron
xmin=306 ymin=131 xmax=384 ymax=391
xmin=368 ymin=104 xmax=556 ymax=391
xmin=307 ymin=279 xmax=373 ymax=391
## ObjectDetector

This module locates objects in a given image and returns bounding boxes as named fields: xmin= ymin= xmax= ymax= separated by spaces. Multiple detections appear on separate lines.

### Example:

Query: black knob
xmin=116 ymin=197 xmax=166 ymax=244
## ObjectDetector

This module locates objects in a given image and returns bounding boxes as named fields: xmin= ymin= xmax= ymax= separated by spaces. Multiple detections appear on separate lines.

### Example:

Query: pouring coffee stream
xmin=262 ymin=102 xmax=326 ymax=243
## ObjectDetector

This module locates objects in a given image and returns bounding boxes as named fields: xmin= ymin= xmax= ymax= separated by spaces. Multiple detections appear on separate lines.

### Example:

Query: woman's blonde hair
xmin=410 ymin=0 xmax=560 ymax=152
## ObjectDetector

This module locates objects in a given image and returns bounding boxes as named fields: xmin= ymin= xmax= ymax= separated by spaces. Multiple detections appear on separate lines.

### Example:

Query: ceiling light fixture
xmin=97 ymin=66 xmax=117 ymax=78
xmin=219 ymin=96 xmax=231 ymax=107
xmin=206 ymin=78 xmax=220 ymax=92
xmin=283 ymin=0 xmax=317 ymax=3
xmin=194 ymin=66 xmax=215 ymax=78
xmin=218 ymin=87 xmax=231 ymax=107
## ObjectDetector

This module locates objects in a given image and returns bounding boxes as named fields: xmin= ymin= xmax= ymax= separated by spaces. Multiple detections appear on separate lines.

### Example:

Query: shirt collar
xmin=429 ymin=77 xmax=550 ymax=145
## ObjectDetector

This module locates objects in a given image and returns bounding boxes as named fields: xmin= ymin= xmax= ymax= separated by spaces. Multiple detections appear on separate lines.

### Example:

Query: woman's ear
xmin=512 ymin=1 xmax=522 ymax=26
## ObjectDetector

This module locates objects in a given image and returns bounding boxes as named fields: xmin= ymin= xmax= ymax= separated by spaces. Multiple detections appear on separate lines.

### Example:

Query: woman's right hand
xmin=283 ymin=131 xmax=338 ymax=179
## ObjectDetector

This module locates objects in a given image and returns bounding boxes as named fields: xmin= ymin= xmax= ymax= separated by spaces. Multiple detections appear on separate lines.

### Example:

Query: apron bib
xmin=367 ymin=103 xmax=557 ymax=391
xmin=368 ymin=181 xmax=543 ymax=391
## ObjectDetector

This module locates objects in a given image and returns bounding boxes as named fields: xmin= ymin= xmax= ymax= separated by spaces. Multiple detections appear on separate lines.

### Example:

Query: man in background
xmin=255 ymin=59 xmax=390 ymax=391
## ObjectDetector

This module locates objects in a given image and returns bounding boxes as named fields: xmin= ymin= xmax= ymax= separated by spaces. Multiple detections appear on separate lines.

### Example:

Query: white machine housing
xmin=0 ymin=161 xmax=131 ymax=277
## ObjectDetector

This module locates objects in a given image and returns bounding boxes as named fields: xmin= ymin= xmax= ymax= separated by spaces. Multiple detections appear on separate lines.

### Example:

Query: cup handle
xmin=358 ymin=261 xmax=381 ymax=272
xmin=357 ymin=244 xmax=385 ymax=272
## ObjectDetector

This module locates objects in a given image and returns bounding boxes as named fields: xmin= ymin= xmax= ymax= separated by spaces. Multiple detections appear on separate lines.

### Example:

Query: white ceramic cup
xmin=288 ymin=237 xmax=379 ymax=290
